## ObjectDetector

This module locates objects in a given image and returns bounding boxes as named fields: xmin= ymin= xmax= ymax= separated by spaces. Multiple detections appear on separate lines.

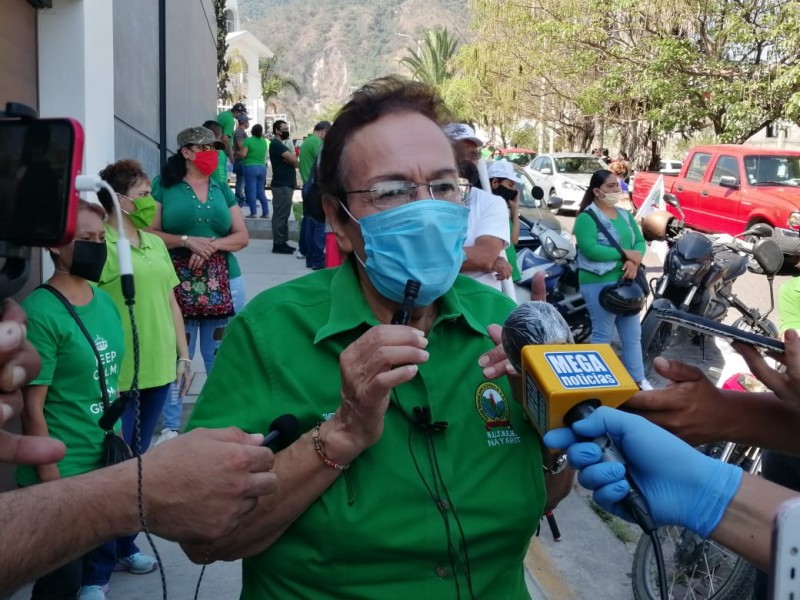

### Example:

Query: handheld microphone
xmin=261 ymin=414 xmax=301 ymax=451
xmin=391 ymin=279 xmax=421 ymax=326
xmin=502 ymin=301 xmax=656 ymax=532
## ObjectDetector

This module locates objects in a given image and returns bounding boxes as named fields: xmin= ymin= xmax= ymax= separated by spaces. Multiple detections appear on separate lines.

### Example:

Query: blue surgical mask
xmin=344 ymin=199 xmax=469 ymax=306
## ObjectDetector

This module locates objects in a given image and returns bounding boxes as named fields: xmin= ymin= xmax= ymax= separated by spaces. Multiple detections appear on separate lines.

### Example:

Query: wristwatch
xmin=543 ymin=452 xmax=569 ymax=475
xmin=181 ymin=235 xmax=188 ymax=247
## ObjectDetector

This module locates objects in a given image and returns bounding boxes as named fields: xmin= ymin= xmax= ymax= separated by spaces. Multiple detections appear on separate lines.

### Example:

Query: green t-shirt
xmin=217 ymin=109 xmax=235 ymax=139
xmin=574 ymin=208 xmax=646 ymax=284
xmin=152 ymin=176 xmax=241 ymax=278
xmin=506 ymin=219 xmax=521 ymax=282
xmin=268 ymin=138 xmax=297 ymax=188
xmin=298 ymin=134 xmax=322 ymax=184
xmin=17 ymin=287 xmax=124 ymax=486
xmin=778 ymin=276 xmax=800 ymax=333
xmin=188 ymin=260 xmax=546 ymax=600
xmin=98 ymin=226 xmax=180 ymax=390
xmin=242 ymin=136 xmax=268 ymax=167
xmin=212 ymin=149 xmax=228 ymax=184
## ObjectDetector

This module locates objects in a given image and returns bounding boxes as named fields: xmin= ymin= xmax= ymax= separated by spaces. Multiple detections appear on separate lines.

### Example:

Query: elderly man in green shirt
xmin=184 ymin=77 xmax=573 ymax=599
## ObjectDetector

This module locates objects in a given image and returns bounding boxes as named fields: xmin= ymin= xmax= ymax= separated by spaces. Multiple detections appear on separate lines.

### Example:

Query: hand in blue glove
xmin=543 ymin=407 xmax=743 ymax=538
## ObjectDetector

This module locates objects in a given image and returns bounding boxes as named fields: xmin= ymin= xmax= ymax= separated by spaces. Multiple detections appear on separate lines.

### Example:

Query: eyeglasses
xmin=345 ymin=178 xmax=471 ymax=209
xmin=189 ymin=144 xmax=214 ymax=152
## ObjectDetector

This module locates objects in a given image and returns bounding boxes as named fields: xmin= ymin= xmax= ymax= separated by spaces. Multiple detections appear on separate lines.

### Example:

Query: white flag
xmin=635 ymin=174 xmax=665 ymax=220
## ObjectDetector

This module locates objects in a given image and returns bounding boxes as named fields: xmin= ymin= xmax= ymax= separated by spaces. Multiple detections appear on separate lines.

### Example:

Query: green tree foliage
xmin=214 ymin=0 xmax=231 ymax=102
xmin=259 ymin=55 xmax=302 ymax=107
xmin=460 ymin=0 xmax=800 ymax=165
xmin=398 ymin=27 xmax=460 ymax=87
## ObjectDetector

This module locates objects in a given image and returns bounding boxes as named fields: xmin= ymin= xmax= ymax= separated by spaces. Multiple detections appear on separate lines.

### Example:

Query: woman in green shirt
xmin=573 ymin=169 xmax=650 ymax=390
xmin=147 ymin=126 xmax=249 ymax=441
xmin=19 ymin=200 xmax=130 ymax=599
xmin=240 ymin=123 xmax=269 ymax=218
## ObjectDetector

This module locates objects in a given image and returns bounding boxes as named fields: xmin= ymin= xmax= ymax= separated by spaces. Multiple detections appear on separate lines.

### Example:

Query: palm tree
xmin=398 ymin=28 xmax=461 ymax=88
xmin=259 ymin=56 xmax=302 ymax=108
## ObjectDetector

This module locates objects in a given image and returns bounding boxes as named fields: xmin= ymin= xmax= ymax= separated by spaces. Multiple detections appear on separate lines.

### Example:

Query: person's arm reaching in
xmin=624 ymin=356 xmax=800 ymax=453
xmin=543 ymin=407 xmax=795 ymax=572
xmin=1 ymin=427 xmax=276 ymax=592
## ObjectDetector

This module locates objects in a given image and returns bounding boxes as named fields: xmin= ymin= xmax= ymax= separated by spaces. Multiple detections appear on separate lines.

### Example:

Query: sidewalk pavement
xmin=11 ymin=209 xmax=637 ymax=599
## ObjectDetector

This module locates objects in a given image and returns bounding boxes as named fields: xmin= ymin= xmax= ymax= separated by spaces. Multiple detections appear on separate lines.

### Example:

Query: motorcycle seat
xmin=714 ymin=251 xmax=749 ymax=281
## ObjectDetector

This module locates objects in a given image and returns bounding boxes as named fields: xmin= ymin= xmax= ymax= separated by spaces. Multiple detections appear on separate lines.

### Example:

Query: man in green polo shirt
xmin=184 ymin=77 xmax=572 ymax=599
xmin=216 ymin=102 xmax=248 ymax=162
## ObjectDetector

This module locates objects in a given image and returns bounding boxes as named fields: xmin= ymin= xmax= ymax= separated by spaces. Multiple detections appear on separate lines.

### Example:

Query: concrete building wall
xmin=165 ymin=0 xmax=218 ymax=156
xmin=114 ymin=0 xmax=218 ymax=177
xmin=113 ymin=0 xmax=161 ymax=176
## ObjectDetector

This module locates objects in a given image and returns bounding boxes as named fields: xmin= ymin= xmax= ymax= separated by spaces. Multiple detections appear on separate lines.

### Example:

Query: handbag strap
xmin=38 ymin=284 xmax=112 ymax=421
xmin=584 ymin=208 xmax=629 ymax=263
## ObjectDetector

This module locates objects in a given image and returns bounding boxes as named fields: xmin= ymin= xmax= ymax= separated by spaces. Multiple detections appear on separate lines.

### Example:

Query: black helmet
xmin=600 ymin=281 xmax=645 ymax=315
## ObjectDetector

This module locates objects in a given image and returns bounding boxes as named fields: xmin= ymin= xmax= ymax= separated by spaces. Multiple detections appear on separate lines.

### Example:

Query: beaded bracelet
xmin=312 ymin=422 xmax=350 ymax=470
xmin=177 ymin=358 xmax=192 ymax=364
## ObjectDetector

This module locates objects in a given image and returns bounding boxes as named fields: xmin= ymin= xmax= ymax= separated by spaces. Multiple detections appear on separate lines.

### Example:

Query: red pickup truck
xmin=632 ymin=145 xmax=800 ymax=257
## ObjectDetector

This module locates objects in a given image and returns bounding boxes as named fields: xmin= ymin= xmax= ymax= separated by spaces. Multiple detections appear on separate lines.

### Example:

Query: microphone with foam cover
xmin=261 ymin=414 xmax=301 ymax=451
xmin=502 ymin=301 xmax=656 ymax=532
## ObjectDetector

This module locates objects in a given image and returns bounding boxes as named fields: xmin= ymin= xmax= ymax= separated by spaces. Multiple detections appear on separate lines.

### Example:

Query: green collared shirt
xmin=188 ymin=260 xmax=546 ymax=599
xmin=98 ymin=226 xmax=179 ymax=390
xmin=152 ymin=176 xmax=241 ymax=278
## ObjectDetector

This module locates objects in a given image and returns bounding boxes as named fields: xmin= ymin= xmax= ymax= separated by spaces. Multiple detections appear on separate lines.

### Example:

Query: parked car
xmin=525 ymin=153 xmax=608 ymax=212
xmin=659 ymin=159 xmax=683 ymax=175
xmin=514 ymin=167 xmax=561 ymax=249
xmin=498 ymin=148 xmax=537 ymax=167
xmin=631 ymin=144 xmax=800 ymax=261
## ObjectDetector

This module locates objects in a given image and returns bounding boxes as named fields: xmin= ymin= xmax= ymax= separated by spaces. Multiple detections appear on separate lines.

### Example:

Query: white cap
xmin=487 ymin=159 xmax=522 ymax=183
xmin=442 ymin=123 xmax=483 ymax=147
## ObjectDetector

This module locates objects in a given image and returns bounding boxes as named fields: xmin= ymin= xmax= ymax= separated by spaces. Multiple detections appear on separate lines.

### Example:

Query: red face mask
xmin=192 ymin=150 xmax=219 ymax=177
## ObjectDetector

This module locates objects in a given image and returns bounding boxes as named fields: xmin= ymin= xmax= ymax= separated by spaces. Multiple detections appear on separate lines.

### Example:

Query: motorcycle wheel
xmin=631 ymin=526 xmax=756 ymax=600
xmin=732 ymin=316 xmax=779 ymax=339
xmin=640 ymin=312 xmax=674 ymax=368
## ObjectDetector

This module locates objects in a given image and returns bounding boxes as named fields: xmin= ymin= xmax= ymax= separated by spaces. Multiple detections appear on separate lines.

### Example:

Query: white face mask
xmin=600 ymin=191 xmax=625 ymax=206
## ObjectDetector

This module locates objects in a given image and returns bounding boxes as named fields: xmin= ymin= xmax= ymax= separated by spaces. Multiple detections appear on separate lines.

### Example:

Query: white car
xmin=525 ymin=153 xmax=608 ymax=212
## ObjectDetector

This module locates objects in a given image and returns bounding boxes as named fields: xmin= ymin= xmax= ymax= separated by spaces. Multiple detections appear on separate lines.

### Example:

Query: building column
xmin=246 ymin=49 xmax=261 ymax=125
xmin=38 ymin=0 xmax=115 ymax=178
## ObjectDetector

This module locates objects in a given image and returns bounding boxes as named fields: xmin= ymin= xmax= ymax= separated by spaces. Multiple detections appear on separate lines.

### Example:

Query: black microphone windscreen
xmin=502 ymin=301 xmax=573 ymax=373
xmin=266 ymin=414 xmax=301 ymax=451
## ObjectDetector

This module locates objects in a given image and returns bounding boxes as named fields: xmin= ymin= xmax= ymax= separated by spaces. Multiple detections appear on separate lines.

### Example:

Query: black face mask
xmin=494 ymin=185 xmax=518 ymax=202
xmin=280 ymin=131 xmax=290 ymax=140
xmin=69 ymin=240 xmax=107 ymax=283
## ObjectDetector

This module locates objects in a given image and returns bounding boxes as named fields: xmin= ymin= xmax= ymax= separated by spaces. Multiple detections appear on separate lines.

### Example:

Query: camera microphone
xmin=502 ymin=301 xmax=656 ymax=532
xmin=261 ymin=414 xmax=301 ymax=451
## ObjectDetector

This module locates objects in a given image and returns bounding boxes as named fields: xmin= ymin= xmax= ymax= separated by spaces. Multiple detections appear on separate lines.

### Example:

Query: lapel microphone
xmin=413 ymin=406 xmax=448 ymax=434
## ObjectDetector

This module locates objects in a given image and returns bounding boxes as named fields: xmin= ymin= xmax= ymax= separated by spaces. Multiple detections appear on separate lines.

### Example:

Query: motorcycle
xmin=515 ymin=189 xmax=591 ymax=342
xmin=640 ymin=195 xmax=784 ymax=368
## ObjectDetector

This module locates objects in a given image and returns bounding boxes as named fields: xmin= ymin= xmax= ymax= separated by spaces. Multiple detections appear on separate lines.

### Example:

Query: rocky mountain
xmin=237 ymin=0 xmax=470 ymax=132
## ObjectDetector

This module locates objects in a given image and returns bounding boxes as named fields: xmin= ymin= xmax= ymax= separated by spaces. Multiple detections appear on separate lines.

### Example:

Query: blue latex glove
xmin=543 ymin=406 xmax=743 ymax=538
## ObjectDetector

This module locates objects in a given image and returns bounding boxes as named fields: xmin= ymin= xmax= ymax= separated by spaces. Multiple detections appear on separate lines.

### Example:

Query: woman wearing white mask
xmin=574 ymin=169 xmax=651 ymax=390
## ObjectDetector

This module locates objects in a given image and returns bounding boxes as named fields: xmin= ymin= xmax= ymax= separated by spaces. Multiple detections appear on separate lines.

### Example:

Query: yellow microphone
xmin=502 ymin=302 xmax=655 ymax=532
xmin=502 ymin=302 xmax=639 ymax=438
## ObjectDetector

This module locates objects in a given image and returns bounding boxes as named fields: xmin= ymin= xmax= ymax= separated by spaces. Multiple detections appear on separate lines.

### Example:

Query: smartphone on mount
xmin=0 ymin=114 xmax=84 ymax=247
